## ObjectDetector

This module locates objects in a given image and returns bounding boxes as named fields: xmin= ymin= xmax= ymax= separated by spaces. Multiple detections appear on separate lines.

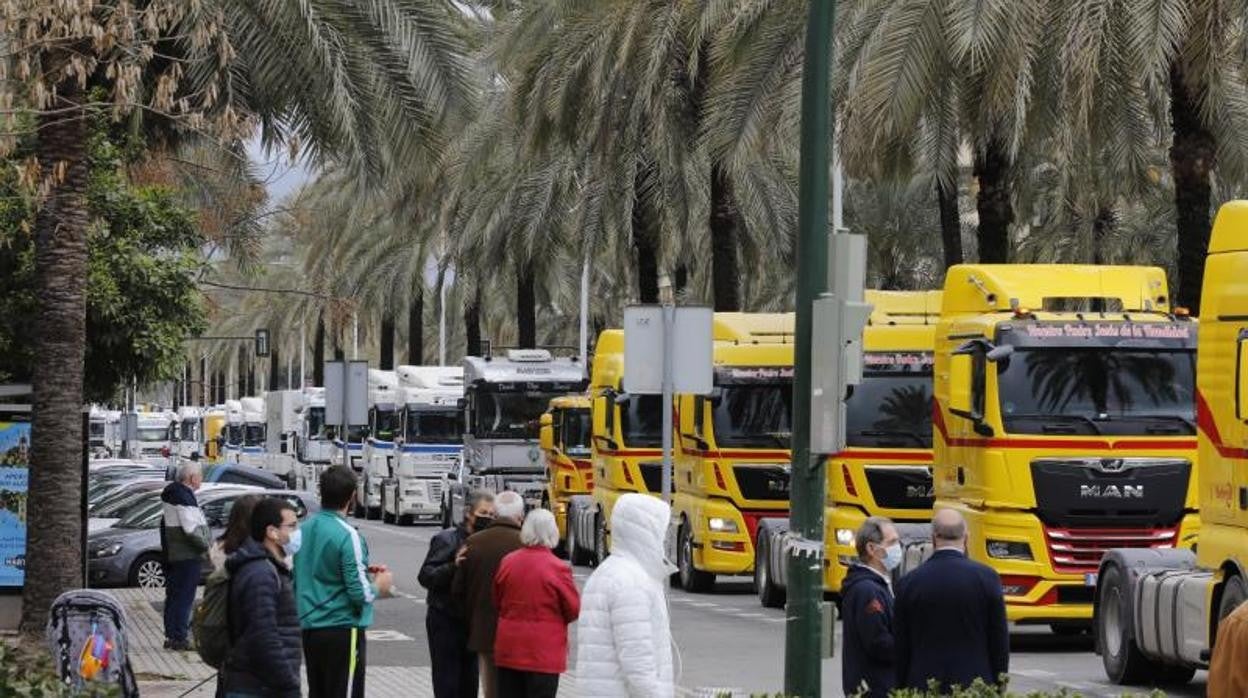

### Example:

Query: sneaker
xmin=162 ymin=639 xmax=172 ymax=650
xmin=167 ymin=639 xmax=192 ymax=651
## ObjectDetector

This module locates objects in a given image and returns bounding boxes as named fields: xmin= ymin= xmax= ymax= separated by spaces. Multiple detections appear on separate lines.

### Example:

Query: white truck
xmin=127 ymin=411 xmax=177 ymax=465
xmin=88 ymin=406 xmax=117 ymax=458
xmin=264 ymin=390 xmax=305 ymax=488
xmin=175 ymin=406 xmax=203 ymax=460
xmin=444 ymin=349 xmax=587 ymax=524
xmin=221 ymin=399 xmax=244 ymax=464
xmin=356 ymin=370 xmax=399 ymax=519
xmin=237 ymin=396 xmax=267 ymax=469
xmin=380 ymin=365 xmax=464 ymax=525
xmin=294 ymin=387 xmax=334 ymax=490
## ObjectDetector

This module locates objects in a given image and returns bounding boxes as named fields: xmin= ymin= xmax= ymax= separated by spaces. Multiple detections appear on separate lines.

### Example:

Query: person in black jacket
xmin=894 ymin=509 xmax=1009 ymax=692
xmin=419 ymin=490 xmax=495 ymax=698
xmin=841 ymin=516 xmax=900 ymax=698
xmin=219 ymin=497 xmax=303 ymax=697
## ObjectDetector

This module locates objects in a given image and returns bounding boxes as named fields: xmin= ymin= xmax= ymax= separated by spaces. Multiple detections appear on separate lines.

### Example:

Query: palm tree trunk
xmin=710 ymin=166 xmax=741 ymax=311
xmin=936 ymin=180 xmax=964 ymax=269
xmin=313 ymin=315 xmax=326 ymax=386
xmin=465 ymin=284 xmax=482 ymax=357
xmin=972 ymin=138 xmax=1013 ymax=263
xmin=22 ymin=101 xmax=91 ymax=632
xmin=268 ymin=346 xmax=280 ymax=390
xmin=379 ymin=315 xmax=396 ymax=370
xmin=1092 ymin=206 xmax=1114 ymax=266
xmin=633 ymin=165 xmax=660 ymax=304
xmin=407 ymin=287 xmax=424 ymax=365
xmin=517 ymin=263 xmax=537 ymax=349
xmin=1169 ymin=63 xmax=1215 ymax=314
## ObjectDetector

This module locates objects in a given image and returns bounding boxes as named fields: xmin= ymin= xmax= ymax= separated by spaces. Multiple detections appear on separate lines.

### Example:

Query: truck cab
xmin=238 ymin=397 xmax=267 ymax=470
xmin=672 ymin=313 xmax=795 ymax=592
xmin=567 ymin=330 xmax=666 ymax=566
xmin=294 ymin=387 xmax=333 ymax=489
xmin=383 ymin=365 xmax=464 ymax=525
xmin=176 ymin=406 xmax=203 ymax=460
xmin=88 ymin=406 xmax=111 ymax=458
xmin=129 ymin=411 xmax=177 ymax=465
xmin=1094 ymin=200 xmax=1248 ymax=686
xmin=221 ymin=399 xmax=244 ymax=464
xmin=448 ymin=349 xmax=587 ymax=525
xmin=358 ymin=370 xmax=400 ymax=518
xmin=539 ymin=395 xmax=592 ymax=548
xmin=202 ymin=407 xmax=225 ymax=463
xmin=931 ymin=264 xmax=1199 ymax=627
xmin=264 ymin=390 xmax=306 ymax=488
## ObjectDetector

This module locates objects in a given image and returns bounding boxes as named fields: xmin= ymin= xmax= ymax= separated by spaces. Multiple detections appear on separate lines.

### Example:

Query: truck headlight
xmin=986 ymin=539 xmax=1033 ymax=561
xmin=835 ymin=528 xmax=855 ymax=546
xmin=707 ymin=517 xmax=738 ymax=533
xmin=91 ymin=542 xmax=122 ymax=559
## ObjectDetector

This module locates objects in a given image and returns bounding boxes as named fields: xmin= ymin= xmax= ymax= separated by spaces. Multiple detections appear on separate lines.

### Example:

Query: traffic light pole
xmin=786 ymin=1 xmax=836 ymax=696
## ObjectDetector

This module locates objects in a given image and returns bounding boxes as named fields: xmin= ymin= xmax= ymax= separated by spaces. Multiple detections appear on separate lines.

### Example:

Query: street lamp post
xmin=786 ymin=1 xmax=837 ymax=696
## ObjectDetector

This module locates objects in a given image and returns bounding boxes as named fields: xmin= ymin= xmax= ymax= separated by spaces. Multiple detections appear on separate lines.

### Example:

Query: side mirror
xmin=986 ymin=344 xmax=1014 ymax=363
xmin=539 ymin=420 xmax=554 ymax=452
xmin=613 ymin=392 xmax=632 ymax=406
xmin=708 ymin=386 xmax=724 ymax=407
xmin=948 ymin=353 xmax=975 ymax=419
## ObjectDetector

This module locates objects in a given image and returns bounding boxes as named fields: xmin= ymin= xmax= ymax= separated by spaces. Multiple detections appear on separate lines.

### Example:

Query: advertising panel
xmin=0 ymin=420 xmax=30 ymax=587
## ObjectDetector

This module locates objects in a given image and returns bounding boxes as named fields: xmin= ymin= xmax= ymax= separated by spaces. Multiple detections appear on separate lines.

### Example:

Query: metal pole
xmin=352 ymin=314 xmax=359 ymax=360
xmin=439 ymin=281 xmax=448 ymax=367
xmin=579 ymin=253 xmax=590 ymax=371
xmin=660 ymin=303 xmax=674 ymax=504
xmin=300 ymin=323 xmax=307 ymax=389
xmin=786 ymin=1 xmax=836 ymax=695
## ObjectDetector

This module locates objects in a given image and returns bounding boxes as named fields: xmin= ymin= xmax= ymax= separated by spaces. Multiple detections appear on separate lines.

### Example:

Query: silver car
xmin=87 ymin=487 xmax=319 ymax=588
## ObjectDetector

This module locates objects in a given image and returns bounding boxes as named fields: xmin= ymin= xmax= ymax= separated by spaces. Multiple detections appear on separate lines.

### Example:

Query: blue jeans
xmin=163 ymin=559 xmax=200 ymax=642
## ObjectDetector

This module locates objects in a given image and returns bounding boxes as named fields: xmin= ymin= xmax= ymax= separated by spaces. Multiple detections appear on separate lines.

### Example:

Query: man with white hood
xmin=575 ymin=493 xmax=675 ymax=698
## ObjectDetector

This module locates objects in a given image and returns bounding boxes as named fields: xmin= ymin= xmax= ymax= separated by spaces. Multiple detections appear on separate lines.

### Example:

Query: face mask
xmin=283 ymin=527 xmax=302 ymax=557
xmin=883 ymin=543 xmax=903 ymax=572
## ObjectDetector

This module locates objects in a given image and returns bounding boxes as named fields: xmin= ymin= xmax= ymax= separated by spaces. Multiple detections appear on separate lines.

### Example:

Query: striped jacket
xmin=292 ymin=510 xmax=377 ymax=629
xmin=159 ymin=481 xmax=211 ymax=563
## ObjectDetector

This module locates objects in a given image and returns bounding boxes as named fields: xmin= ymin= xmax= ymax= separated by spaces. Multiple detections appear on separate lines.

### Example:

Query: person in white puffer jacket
xmin=574 ymin=493 xmax=675 ymax=697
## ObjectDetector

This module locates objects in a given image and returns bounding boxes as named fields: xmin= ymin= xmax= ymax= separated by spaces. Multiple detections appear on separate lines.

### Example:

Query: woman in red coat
xmin=492 ymin=508 xmax=581 ymax=698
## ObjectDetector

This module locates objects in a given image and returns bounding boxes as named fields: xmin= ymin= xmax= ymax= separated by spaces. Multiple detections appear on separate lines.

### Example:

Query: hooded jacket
xmin=159 ymin=481 xmax=210 ymax=563
xmin=575 ymin=494 xmax=674 ymax=698
xmin=221 ymin=539 xmax=302 ymax=696
xmin=840 ymin=564 xmax=895 ymax=698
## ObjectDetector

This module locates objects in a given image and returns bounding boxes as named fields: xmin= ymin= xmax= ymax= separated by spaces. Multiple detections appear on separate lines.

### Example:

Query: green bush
xmin=717 ymin=677 xmax=1168 ymax=697
xmin=0 ymin=641 xmax=120 ymax=697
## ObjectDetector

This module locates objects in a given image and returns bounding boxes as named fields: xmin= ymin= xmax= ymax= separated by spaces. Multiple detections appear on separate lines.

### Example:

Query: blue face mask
xmin=883 ymin=543 xmax=903 ymax=572
xmin=284 ymin=527 xmax=302 ymax=557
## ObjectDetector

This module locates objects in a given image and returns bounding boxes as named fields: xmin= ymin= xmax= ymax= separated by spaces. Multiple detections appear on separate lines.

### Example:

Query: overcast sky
xmin=245 ymin=137 xmax=313 ymax=203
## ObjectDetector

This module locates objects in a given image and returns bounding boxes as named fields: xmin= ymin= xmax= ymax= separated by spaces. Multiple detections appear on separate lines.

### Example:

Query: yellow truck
xmin=929 ymin=264 xmax=1199 ymax=630
xmin=1094 ymin=200 xmax=1248 ymax=685
xmin=538 ymin=394 xmax=593 ymax=554
xmin=670 ymin=313 xmax=795 ymax=592
xmin=753 ymin=291 xmax=940 ymax=607
xmin=565 ymin=329 xmax=666 ymax=565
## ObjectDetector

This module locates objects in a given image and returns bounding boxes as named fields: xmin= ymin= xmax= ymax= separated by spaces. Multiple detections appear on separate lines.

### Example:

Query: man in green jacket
xmin=294 ymin=465 xmax=393 ymax=698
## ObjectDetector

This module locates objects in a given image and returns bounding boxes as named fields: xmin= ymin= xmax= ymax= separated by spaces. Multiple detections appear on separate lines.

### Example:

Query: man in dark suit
xmin=894 ymin=509 xmax=1009 ymax=691
xmin=418 ymin=490 xmax=494 ymax=698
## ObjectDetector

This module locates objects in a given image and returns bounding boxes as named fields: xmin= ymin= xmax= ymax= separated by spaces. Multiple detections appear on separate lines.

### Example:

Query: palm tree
xmin=4 ymin=0 xmax=475 ymax=631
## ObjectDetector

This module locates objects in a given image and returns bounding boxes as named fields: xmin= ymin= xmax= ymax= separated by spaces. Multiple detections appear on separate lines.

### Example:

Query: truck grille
xmin=1030 ymin=458 xmax=1190 ymax=528
xmin=1044 ymin=526 xmax=1178 ymax=574
xmin=733 ymin=465 xmax=790 ymax=501
xmin=638 ymin=463 xmax=662 ymax=493
xmin=862 ymin=466 xmax=933 ymax=510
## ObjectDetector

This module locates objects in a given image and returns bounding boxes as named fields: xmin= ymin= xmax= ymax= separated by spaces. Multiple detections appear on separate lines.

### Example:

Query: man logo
xmin=906 ymin=484 xmax=935 ymax=499
xmin=1080 ymin=484 xmax=1144 ymax=498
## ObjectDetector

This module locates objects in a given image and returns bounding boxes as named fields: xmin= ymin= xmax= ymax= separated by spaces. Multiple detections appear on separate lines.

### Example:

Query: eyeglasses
xmin=276 ymin=522 xmax=299 ymax=531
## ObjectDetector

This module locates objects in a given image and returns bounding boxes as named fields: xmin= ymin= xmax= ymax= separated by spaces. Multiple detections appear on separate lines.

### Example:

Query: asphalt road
xmin=352 ymin=516 xmax=1208 ymax=697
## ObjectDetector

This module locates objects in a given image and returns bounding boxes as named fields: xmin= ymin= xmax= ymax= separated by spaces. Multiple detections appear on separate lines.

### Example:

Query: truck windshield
xmin=997 ymin=348 xmax=1196 ymax=435
xmin=712 ymin=383 xmax=792 ymax=448
xmin=329 ymin=425 xmax=368 ymax=443
xmin=306 ymin=406 xmax=327 ymax=439
xmin=243 ymin=424 xmax=265 ymax=446
xmin=180 ymin=420 xmax=199 ymax=442
xmin=372 ymin=409 xmax=401 ymax=441
xmin=561 ymin=408 xmax=591 ymax=455
xmin=619 ymin=395 xmax=663 ymax=448
xmin=89 ymin=421 xmax=105 ymax=437
xmin=472 ymin=389 xmax=559 ymax=439
xmin=225 ymin=424 xmax=243 ymax=445
xmin=845 ymin=373 xmax=933 ymax=448
xmin=406 ymin=410 xmax=462 ymax=443
xmin=136 ymin=427 xmax=171 ymax=442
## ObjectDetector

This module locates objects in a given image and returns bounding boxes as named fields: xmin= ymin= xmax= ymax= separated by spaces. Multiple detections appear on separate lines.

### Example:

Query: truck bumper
xmin=680 ymin=496 xmax=786 ymax=576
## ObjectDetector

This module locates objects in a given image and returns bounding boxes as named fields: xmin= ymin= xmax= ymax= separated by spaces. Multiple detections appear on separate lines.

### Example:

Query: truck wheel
xmin=755 ymin=529 xmax=785 ymax=609
xmin=678 ymin=521 xmax=715 ymax=593
xmin=1219 ymin=574 xmax=1247 ymax=622
xmin=382 ymin=487 xmax=395 ymax=524
xmin=593 ymin=514 xmax=609 ymax=566
xmin=1098 ymin=562 xmax=1159 ymax=684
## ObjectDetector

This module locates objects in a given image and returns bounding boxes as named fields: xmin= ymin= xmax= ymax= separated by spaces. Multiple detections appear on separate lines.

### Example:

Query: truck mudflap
xmin=1095 ymin=548 xmax=1200 ymax=682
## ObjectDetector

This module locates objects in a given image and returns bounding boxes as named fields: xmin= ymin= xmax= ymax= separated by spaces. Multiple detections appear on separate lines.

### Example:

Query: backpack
xmin=194 ymin=557 xmax=271 ymax=669
xmin=46 ymin=589 xmax=139 ymax=697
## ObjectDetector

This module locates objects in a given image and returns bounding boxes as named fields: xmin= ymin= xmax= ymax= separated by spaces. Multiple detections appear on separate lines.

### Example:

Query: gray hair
xmin=494 ymin=491 xmax=525 ymax=523
xmin=175 ymin=461 xmax=202 ymax=484
xmin=520 ymin=509 xmax=560 ymax=549
xmin=464 ymin=489 xmax=494 ymax=519
xmin=855 ymin=516 xmax=894 ymax=560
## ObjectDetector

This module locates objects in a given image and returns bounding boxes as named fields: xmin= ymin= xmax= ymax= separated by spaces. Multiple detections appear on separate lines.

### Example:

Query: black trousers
xmin=426 ymin=605 xmax=479 ymax=698
xmin=302 ymin=627 xmax=367 ymax=698
xmin=496 ymin=667 xmax=559 ymax=698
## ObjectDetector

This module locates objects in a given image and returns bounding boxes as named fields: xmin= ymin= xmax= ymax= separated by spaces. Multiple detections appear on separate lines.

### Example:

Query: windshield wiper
xmin=765 ymin=432 xmax=792 ymax=448
xmin=859 ymin=429 xmax=928 ymax=447
xmin=1123 ymin=414 xmax=1197 ymax=433
xmin=1004 ymin=413 xmax=1103 ymax=435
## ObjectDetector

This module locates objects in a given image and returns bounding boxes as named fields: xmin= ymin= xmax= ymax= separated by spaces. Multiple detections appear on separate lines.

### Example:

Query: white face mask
xmin=283 ymin=527 xmax=302 ymax=557
xmin=882 ymin=543 xmax=903 ymax=572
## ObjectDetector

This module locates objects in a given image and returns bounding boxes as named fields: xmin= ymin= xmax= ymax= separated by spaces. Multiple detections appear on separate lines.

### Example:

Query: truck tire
xmin=382 ymin=485 xmax=396 ymax=524
xmin=678 ymin=521 xmax=715 ymax=593
xmin=566 ymin=504 xmax=590 ymax=566
xmin=593 ymin=513 xmax=609 ymax=567
xmin=1098 ymin=562 xmax=1162 ymax=684
xmin=755 ymin=528 xmax=785 ymax=609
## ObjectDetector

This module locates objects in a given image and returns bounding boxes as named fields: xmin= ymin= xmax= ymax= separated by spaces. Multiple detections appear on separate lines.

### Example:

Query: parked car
xmin=86 ymin=487 xmax=319 ymax=588
xmin=87 ymin=466 xmax=168 ymax=506
xmin=87 ymin=480 xmax=166 ymax=532
xmin=201 ymin=463 xmax=288 ymax=490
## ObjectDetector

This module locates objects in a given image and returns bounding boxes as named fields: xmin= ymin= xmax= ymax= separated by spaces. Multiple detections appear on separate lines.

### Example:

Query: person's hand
xmin=367 ymin=563 xmax=389 ymax=574
xmin=454 ymin=545 xmax=468 ymax=566
xmin=375 ymin=570 xmax=394 ymax=598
